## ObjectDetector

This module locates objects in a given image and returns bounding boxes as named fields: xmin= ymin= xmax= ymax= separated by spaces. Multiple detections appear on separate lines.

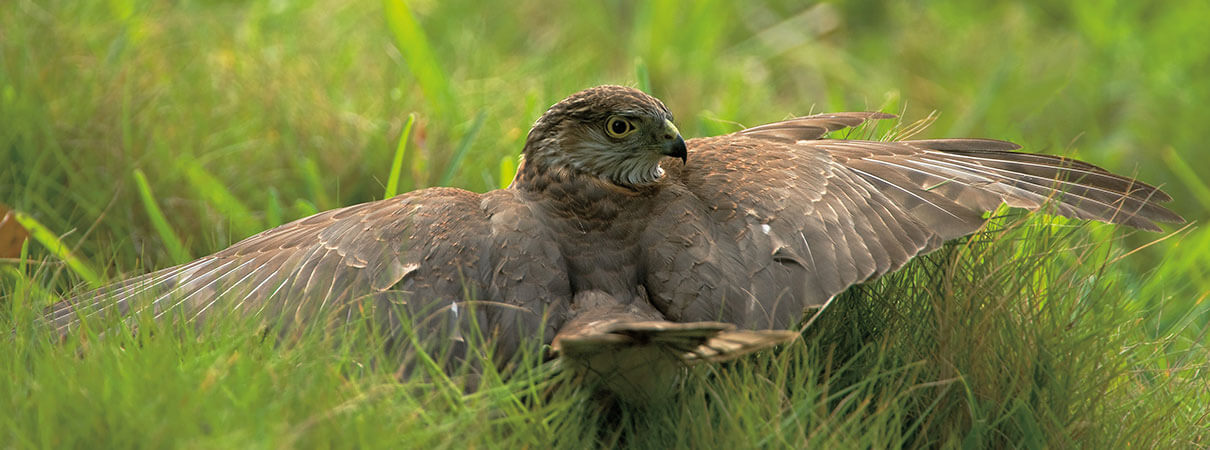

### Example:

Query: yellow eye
xmin=605 ymin=116 xmax=637 ymax=138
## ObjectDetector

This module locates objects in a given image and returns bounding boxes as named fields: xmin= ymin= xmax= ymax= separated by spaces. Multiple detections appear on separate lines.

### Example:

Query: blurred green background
xmin=2 ymin=0 xmax=1208 ymax=447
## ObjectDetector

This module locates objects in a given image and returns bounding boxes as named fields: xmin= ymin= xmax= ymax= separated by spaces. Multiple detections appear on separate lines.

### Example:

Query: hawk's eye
xmin=605 ymin=116 xmax=637 ymax=138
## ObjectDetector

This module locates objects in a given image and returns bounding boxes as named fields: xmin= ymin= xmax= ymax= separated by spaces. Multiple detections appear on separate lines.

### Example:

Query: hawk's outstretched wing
xmin=642 ymin=113 xmax=1183 ymax=329
xmin=49 ymin=188 xmax=571 ymax=363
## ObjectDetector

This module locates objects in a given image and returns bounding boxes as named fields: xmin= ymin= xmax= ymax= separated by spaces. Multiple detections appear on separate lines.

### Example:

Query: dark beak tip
xmin=669 ymin=136 xmax=688 ymax=164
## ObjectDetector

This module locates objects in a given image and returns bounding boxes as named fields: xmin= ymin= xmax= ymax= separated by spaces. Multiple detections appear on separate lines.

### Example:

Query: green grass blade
xmin=438 ymin=111 xmax=486 ymax=186
xmin=297 ymin=158 xmax=331 ymax=210
xmin=133 ymin=169 xmax=193 ymax=264
xmin=1162 ymin=146 xmax=1210 ymax=211
xmin=18 ymin=228 xmax=29 ymax=273
xmin=265 ymin=187 xmax=283 ymax=228
xmin=10 ymin=211 xmax=101 ymax=287
xmin=635 ymin=58 xmax=651 ymax=93
xmin=498 ymin=155 xmax=516 ymax=189
xmin=292 ymin=198 xmax=318 ymax=218
xmin=382 ymin=0 xmax=455 ymax=119
xmin=182 ymin=161 xmax=261 ymax=237
xmin=385 ymin=113 xmax=416 ymax=198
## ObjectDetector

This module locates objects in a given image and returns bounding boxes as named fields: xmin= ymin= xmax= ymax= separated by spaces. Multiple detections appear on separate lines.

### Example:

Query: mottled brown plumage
xmin=48 ymin=85 xmax=1183 ymax=402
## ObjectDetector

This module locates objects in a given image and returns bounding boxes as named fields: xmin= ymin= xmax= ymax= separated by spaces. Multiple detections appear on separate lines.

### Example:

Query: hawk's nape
xmin=44 ymin=85 xmax=1183 ymax=403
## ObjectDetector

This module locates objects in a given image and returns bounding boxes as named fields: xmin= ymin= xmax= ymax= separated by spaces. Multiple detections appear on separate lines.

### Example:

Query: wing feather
xmin=48 ymin=188 xmax=565 ymax=362
xmin=646 ymin=113 xmax=1182 ymax=329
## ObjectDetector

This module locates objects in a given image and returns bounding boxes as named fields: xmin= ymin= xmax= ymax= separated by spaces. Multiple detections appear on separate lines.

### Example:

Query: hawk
xmin=47 ymin=85 xmax=1183 ymax=403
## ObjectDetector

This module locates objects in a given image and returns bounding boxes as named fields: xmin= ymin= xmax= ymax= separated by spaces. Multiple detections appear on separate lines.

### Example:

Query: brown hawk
xmin=47 ymin=85 xmax=1183 ymax=403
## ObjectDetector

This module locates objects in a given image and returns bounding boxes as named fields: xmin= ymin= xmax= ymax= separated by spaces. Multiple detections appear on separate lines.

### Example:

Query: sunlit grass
xmin=2 ymin=0 xmax=1207 ymax=447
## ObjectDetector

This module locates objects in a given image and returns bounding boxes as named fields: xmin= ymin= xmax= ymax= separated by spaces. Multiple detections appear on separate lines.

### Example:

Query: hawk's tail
xmin=554 ymin=320 xmax=797 ymax=364
xmin=552 ymin=318 xmax=797 ymax=403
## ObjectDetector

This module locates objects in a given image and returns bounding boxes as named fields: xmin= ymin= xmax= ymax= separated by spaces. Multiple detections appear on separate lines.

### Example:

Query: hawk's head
xmin=522 ymin=85 xmax=687 ymax=187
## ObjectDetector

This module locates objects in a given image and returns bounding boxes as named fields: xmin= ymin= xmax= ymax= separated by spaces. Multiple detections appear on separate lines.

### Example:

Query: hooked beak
xmin=661 ymin=119 xmax=687 ymax=163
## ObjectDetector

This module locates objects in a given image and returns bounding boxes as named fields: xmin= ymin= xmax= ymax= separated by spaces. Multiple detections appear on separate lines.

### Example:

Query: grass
xmin=1 ymin=0 xmax=1208 ymax=447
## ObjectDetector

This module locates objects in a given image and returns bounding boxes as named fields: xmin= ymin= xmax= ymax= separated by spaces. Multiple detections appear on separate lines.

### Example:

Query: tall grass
xmin=3 ymin=213 xmax=1203 ymax=447
xmin=2 ymin=0 xmax=1207 ymax=447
